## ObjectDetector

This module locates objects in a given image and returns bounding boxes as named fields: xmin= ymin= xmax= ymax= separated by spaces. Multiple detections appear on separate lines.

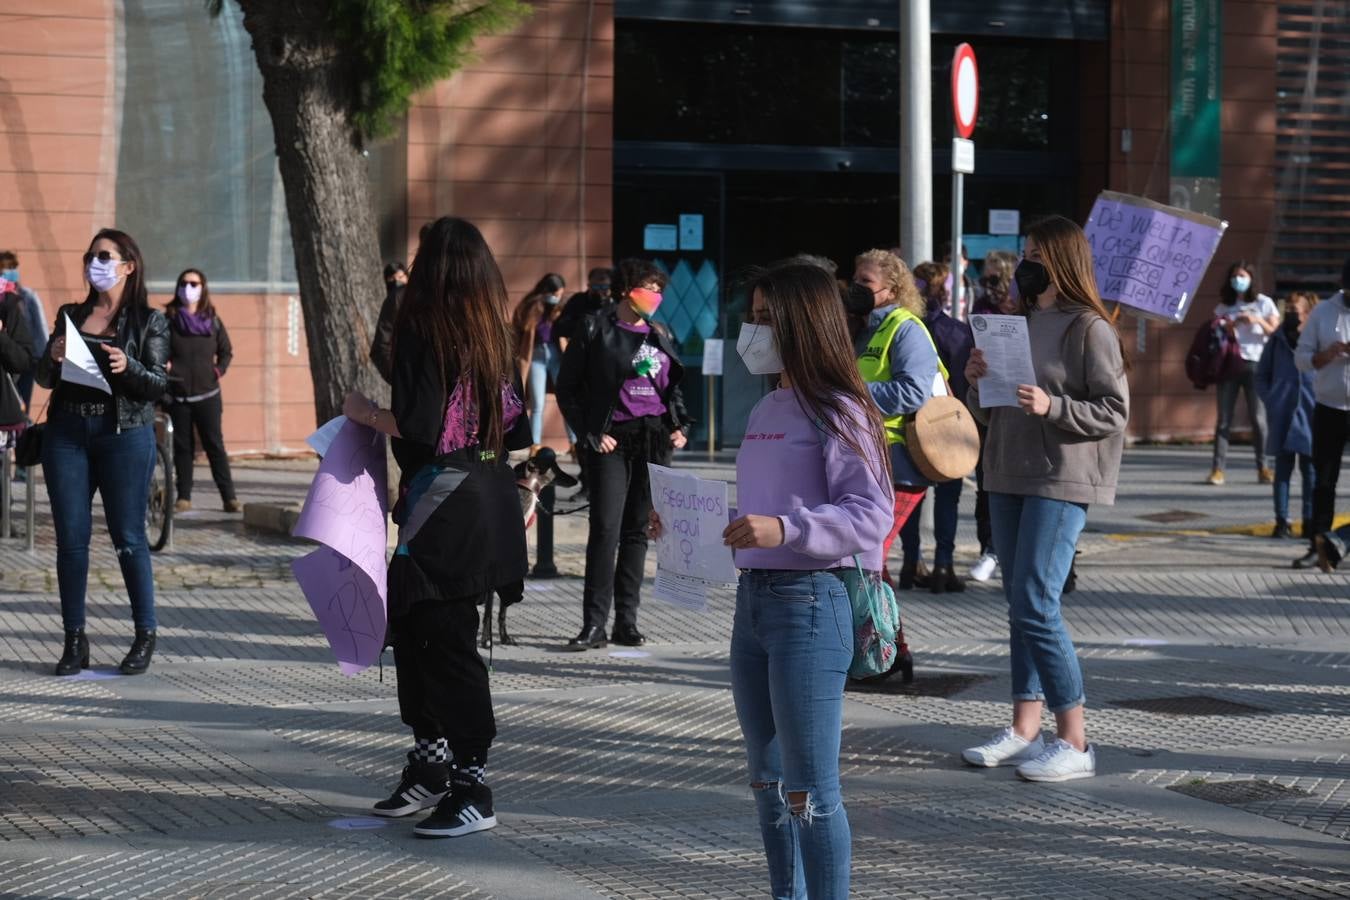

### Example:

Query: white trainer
xmin=1015 ymin=738 xmax=1096 ymax=783
xmin=961 ymin=727 xmax=1045 ymax=768
xmin=969 ymin=553 xmax=999 ymax=582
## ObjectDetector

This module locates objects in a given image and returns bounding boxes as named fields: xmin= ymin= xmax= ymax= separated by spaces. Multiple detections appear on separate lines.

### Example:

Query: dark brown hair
xmin=747 ymin=262 xmax=892 ymax=487
xmin=165 ymin=268 xmax=215 ymax=319
xmin=1025 ymin=215 xmax=1131 ymax=372
xmin=613 ymin=258 xmax=668 ymax=299
xmin=396 ymin=217 xmax=515 ymax=452
xmin=511 ymin=272 xmax=567 ymax=343
xmin=84 ymin=228 xmax=149 ymax=314
xmin=1219 ymin=259 xmax=1259 ymax=306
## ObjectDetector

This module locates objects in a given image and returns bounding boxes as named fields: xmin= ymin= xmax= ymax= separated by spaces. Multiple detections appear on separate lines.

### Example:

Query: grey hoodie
xmin=967 ymin=303 xmax=1129 ymax=505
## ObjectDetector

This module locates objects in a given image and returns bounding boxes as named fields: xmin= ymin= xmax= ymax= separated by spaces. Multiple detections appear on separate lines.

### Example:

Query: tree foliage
xmin=210 ymin=0 xmax=531 ymax=140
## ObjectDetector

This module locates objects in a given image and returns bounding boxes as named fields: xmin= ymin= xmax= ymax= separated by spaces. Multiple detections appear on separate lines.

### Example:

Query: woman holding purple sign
xmin=342 ymin=217 xmax=532 ymax=839
xmin=653 ymin=261 xmax=893 ymax=899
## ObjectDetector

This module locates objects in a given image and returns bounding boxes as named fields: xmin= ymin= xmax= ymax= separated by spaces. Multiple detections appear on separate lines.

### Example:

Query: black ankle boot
xmin=119 ymin=629 xmax=156 ymax=675
xmin=55 ymin=629 xmax=89 ymax=676
xmin=1273 ymin=519 xmax=1294 ymax=539
xmin=497 ymin=612 xmax=516 ymax=646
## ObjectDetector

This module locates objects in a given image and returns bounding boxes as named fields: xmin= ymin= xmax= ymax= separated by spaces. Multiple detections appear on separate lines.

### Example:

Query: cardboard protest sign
xmin=1084 ymin=191 xmax=1227 ymax=323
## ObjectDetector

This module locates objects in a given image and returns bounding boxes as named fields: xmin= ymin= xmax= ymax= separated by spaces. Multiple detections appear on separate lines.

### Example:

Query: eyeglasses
xmin=83 ymin=250 xmax=124 ymax=264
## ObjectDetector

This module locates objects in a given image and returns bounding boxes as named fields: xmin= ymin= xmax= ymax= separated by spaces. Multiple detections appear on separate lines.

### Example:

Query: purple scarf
xmin=175 ymin=308 xmax=214 ymax=336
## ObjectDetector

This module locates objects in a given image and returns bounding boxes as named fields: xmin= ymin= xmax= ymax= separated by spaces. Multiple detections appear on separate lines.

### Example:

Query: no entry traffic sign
xmin=951 ymin=43 xmax=979 ymax=139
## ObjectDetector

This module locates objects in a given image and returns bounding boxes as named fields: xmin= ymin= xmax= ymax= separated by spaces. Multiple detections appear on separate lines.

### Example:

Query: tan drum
xmin=905 ymin=394 xmax=981 ymax=482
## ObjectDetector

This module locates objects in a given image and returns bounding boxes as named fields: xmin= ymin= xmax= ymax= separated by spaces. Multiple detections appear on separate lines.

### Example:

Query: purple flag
xmin=1084 ymin=190 xmax=1227 ymax=323
xmin=292 ymin=420 xmax=388 ymax=675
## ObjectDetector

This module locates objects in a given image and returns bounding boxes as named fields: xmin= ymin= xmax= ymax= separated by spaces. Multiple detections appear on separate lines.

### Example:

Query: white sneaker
xmin=1015 ymin=738 xmax=1096 ymax=783
xmin=969 ymin=553 xmax=998 ymax=582
xmin=961 ymin=727 xmax=1045 ymax=768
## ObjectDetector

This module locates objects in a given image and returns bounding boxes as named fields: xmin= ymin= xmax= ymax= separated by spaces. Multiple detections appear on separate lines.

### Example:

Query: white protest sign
xmin=306 ymin=416 xmax=347 ymax=457
xmin=648 ymin=463 xmax=736 ymax=612
xmin=701 ymin=338 xmax=724 ymax=376
xmin=1084 ymin=190 xmax=1227 ymax=323
xmin=61 ymin=314 xmax=112 ymax=395
xmin=970 ymin=314 xmax=1036 ymax=408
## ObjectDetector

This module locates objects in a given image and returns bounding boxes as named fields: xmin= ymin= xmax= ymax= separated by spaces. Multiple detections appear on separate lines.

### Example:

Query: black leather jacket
xmin=556 ymin=309 xmax=692 ymax=451
xmin=37 ymin=301 xmax=170 ymax=431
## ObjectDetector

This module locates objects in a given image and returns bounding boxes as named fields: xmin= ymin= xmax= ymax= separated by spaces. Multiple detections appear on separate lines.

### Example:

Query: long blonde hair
xmin=1025 ymin=215 xmax=1131 ymax=372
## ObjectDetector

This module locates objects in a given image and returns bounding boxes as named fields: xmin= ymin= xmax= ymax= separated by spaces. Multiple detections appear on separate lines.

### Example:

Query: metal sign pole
xmin=706 ymin=374 xmax=716 ymax=462
xmin=951 ymin=170 xmax=965 ymax=320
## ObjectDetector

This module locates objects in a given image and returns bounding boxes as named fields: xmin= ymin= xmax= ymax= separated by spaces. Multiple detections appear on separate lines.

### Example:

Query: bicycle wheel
xmin=148 ymin=441 xmax=174 ymax=552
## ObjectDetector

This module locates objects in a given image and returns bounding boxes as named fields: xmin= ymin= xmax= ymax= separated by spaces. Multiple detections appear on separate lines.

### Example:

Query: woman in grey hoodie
xmin=962 ymin=215 xmax=1130 ymax=783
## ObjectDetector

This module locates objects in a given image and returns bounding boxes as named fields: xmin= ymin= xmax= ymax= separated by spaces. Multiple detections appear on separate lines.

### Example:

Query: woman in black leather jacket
xmin=556 ymin=258 xmax=691 ymax=651
xmin=36 ymin=229 xmax=169 ymax=677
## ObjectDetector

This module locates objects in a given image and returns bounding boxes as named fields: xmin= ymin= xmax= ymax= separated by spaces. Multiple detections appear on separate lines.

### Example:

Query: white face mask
xmin=736 ymin=323 xmax=783 ymax=375
xmin=87 ymin=258 xmax=122 ymax=293
xmin=180 ymin=283 xmax=203 ymax=304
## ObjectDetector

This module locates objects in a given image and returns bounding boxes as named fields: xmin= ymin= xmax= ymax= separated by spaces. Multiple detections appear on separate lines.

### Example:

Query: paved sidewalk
xmin=2 ymin=447 xmax=1349 ymax=898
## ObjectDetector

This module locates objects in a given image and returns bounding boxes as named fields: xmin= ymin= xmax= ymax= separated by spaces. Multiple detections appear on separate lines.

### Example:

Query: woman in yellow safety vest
xmin=851 ymin=249 xmax=942 ymax=591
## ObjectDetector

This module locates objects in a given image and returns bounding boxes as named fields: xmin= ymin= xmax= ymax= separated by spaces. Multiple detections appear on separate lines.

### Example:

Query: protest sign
xmin=1084 ymin=190 xmax=1227 ymax=323
xmin=61 ymin=314 xmax=112 ymax=394
xmin=292 ymin=419 xmax=388 ymax=675
xmin=647 ymin=463 xmax=736 ymax=612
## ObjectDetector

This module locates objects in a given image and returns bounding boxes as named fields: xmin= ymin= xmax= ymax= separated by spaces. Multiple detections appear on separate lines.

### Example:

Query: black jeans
xmin=581 ymin=431 xmax=669 ymax=631
xmin=1311 ymin=403 xmax=1350 ymax=536
xmin=391 ymin=598 xmax=495 ymax=758
xmin=169 ymin=393 xmax=236 ymax=502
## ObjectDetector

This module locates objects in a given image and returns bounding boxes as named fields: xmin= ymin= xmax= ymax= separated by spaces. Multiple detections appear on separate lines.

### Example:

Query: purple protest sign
xmin=292 ymin=547 xmax=386 ymax=676
xmin=292 ymin=420 xmax=388 ymax=675
xmin=1084 ymin=191 xmax=1228 ymax=323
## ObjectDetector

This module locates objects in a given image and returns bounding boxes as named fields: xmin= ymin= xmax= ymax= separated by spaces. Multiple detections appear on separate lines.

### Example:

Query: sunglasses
xmin=83 ymin=250 xmax=125 ymax=264
xmin=181 ymin=280 xmax=203 ymax=287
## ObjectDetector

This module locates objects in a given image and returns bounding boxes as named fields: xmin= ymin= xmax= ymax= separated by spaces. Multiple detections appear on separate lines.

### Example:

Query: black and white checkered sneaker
xmin=413 ymin=781 xmax=497 ymax=838
xmin=371 ymin=762 xmax=449 ymax=818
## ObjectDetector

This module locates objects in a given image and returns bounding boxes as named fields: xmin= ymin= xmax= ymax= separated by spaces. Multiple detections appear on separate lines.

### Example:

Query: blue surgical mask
xmin=544 ymin=294 xmax=560 ymax=306
xmin=0 ymin=268 xmax=17 ymax=283
xmin=1231 ymin=274 xmax=1252 ymax=294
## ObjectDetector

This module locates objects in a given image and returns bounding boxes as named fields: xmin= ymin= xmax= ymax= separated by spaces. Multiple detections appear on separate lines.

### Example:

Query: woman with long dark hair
xmin=343 ymin=217 xmax=531 ymax=838
xmin=1208 ymin=259 xmax=1279 ymax=486
xmin=511 ymin=272 xmax=575 ymax=449
xmin=37 ymin=229 xmax=169 ymax=676
xmin=963 ymin=215 xmax=1129 ymax=782
xmin=654 ymin=261 xmax=892 ymax=898
xmin=556 ymin=258 xmax=692 ymax=651
xmin=164 ymin=268 xmax=238 ymax=513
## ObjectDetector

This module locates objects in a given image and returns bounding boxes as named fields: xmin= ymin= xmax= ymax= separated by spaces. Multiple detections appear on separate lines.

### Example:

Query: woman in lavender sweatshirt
xmin=655 ymin=262 xmax=892 ymax=899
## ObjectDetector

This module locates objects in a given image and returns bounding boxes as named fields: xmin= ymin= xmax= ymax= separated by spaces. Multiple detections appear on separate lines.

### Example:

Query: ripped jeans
xmin=43 ymin=409 xmax=157 ymax=632
xmin=730 ymin=569 xmax=852 ymax=900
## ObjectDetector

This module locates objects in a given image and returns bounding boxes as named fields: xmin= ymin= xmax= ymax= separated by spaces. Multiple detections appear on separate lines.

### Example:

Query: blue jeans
xmin=899 ymin=479 xmax=964 ymax=567
xmin=988 ymin=493 xmax=1086 ymax=713
xmin=730 ymin=570 xmax=852 ymax=900
xmin=1272 ymin=451 xmax=1314 ymax=524
xmin=41 ymin=409 xmax=157 ymax=632
xmin=527 ymin=343 xmax=574 ymax=445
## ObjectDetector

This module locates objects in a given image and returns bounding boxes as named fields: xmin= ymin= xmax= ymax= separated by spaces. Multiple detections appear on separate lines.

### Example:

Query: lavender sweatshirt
xmin=734 ymin=388 xmax=894 ymax=572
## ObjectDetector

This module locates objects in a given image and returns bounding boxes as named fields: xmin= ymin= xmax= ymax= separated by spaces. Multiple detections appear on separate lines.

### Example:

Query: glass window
xmin=117 ymin=0 xmax=296 ymax=289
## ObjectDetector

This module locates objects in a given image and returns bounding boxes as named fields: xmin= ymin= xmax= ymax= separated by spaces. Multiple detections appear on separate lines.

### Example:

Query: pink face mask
xmin=628 ymin=287 xmax=663 ymax=319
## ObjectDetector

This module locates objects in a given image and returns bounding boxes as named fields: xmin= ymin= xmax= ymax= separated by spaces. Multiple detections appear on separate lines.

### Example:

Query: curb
xmin=1105 ymin=513 xmax=1350 ymax=541
xmin=242 ymin=502 xmax=302 ymax=536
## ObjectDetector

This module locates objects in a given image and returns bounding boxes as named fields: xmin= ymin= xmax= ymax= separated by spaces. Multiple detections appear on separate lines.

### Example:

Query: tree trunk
xmin=234 ymin=0 xmax=388 ymax=425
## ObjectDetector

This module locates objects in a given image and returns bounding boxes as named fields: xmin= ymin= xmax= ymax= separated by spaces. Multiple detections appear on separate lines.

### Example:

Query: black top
xmin=166 ymin=313 xmax=233 ymax=398
xmin=389 ymin=323 xmax=532 ymax=491
xmin=0 ymin=292 xmax=34 ymax=425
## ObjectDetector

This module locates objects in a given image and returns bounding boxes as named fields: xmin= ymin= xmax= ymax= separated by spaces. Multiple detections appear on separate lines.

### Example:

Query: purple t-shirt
xmin=535 ymin=319 xmax=554 ymax=346
xmin=611 ymin=320 xmax=670 ymax=422
xmin=734 ymin=388 xmax=893 ymax=572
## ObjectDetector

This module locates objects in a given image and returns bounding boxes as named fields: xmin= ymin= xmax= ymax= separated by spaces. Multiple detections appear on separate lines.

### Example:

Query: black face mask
xmin=1013 ymin=260 xmax=1051 ymax=304
xmin=843 ymin=282 xmax=877 ymax=317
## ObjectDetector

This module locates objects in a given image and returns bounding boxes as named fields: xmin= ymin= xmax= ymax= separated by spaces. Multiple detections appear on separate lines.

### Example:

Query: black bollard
xmin=531 ymin=483 xmax=559 ymax=578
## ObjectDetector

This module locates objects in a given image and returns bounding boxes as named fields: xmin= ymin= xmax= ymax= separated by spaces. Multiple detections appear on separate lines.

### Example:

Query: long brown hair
xmin=747 ymin=262 xmax=892 ymax=487
xmin=395 ymin=217 xmax=515 ymax=452
xmin=1025 ymin=215 xmax=1131 ymax=372
xmin=511 ymin=272 xmax=566 ymax=353
xmin=165 ymin=268 xmax=215 ymax=318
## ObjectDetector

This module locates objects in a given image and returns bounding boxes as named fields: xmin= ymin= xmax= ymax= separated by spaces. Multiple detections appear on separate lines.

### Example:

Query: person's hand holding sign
xmin=722 ymin=515 xmax=784 ymax=550
xmin=1016 ymin=384 xmax=1051 ymax=416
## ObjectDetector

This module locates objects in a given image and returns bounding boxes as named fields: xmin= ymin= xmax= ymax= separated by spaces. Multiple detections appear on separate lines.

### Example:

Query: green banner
xmin=1170 ymin=0 xmax=1222 ymax=180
